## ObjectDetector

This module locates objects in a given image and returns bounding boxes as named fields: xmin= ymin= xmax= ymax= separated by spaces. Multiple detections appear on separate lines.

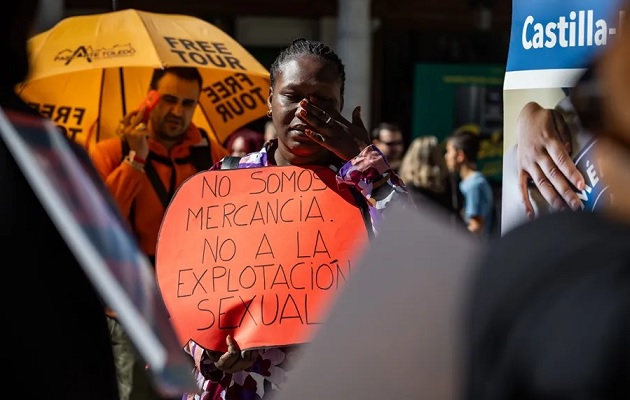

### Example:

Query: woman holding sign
xmin=182 ymin=38 xmax=410 ymax=400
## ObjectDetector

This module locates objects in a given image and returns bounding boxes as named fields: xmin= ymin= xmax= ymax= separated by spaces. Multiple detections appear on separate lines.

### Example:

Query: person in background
xmin=398 ymin=135 xmax=462 ymax=224
xmin=224 ymin=127 xmax=265 ymax=157
xmin=89 ymin=67 xmax=228 ymax=400
xmin=90 ymin=67 xmax=228 ymax=262
xmin=371 ymin=121 xmax=405 ymax=172
xmin=263 ymin=119 xmax=277 ymax=143
xmin=2 ymin=1 xmax=120 ymax=398
xmin=184 ymin=37 xmax=409 ymax=400
xmin=444 ymin=129 xmax=494 ymax=236
xmin=464 ymin=3 xmax=630 ymax=395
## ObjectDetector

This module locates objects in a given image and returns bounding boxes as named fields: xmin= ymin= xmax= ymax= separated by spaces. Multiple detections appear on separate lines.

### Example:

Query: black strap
xmin=144 ymin=153 xmax=175 ymax=209
xmin=121 ymin=138 xmax=130 ymax=159
xmin=120 ymin=129 xmax=213 ymax=169
xmin=121 ymin=131 xmax=214 ymax=208
xmin=348 ymin=186 xmax=374 ymax=239
xmin=221 ymin=156 xmax=242 ymax=170
xmin=121 ymin=138 xmax=174 ymax=208
xmin=188 ymin=128 xmax=214 ymax=171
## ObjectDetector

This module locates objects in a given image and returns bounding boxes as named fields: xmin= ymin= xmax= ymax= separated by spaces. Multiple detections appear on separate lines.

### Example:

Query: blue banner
xmin=501 ymin=0 xmax=623 ymax=234
xmin=572 ymin=138 xmax=612 ymax=211
xmin=507 ymin=0 xmax=623 ymax=71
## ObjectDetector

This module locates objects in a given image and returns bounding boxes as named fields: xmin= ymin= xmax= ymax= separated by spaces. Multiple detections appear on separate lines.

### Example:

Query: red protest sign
xmin=155 ymin=165 xmax=370 ymax=352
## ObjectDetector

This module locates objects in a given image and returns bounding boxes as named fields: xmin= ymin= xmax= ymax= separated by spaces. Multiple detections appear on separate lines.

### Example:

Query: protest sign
xmin=156 ymin=165 xmax=370 ymax=352
xmin=501 ymin=0 xmax=624 ymax=234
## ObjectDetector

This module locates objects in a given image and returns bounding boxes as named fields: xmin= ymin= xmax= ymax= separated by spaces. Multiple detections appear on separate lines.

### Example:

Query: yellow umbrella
xmin=17 ymin=8 xmax=270 ymax=149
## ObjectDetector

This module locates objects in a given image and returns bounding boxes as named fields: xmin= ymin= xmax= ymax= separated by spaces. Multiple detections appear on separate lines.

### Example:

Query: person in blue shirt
xmin=444 ymin=129 xmax=494 ymax=236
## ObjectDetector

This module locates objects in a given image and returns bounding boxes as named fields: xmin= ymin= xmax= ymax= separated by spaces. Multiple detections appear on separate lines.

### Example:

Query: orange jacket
xmin=90 ymin=124 xmax=228 ymax=260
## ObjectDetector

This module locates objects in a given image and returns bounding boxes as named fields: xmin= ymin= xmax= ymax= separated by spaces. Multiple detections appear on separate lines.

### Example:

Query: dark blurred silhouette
xmin=398 ymin=135 xmax=464 ymax=227
xmin=371 ymin=121 xmax=405 ymax=172
xmin=272 ymin=204 xmax=479 ymax=400
xmin=1 ymin=1 xmax=119 ymax=399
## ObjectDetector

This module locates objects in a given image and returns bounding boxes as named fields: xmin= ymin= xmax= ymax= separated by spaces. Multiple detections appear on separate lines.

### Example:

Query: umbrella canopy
xmin=18 ymin=8 xmax=270 ymax=148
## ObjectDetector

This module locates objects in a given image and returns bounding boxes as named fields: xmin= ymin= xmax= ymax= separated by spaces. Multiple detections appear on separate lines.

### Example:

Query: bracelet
xmin=124 ymin=150 xmax=145 ymax=173
xmin=124 ymin=159 xmax=145 ymax=173
xmin=126 ymin=150 xmax=146 ymax=165
xmin=133 ymin=154 xmax=146 ymax=165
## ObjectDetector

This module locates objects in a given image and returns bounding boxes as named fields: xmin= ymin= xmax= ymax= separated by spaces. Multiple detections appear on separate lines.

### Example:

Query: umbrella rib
xmin=198 ymin=106 xmax=223 ymax=146
xmin=119 ymin=67 xmax=128 ymax=117
xmin=133 ymin=10 xmax=167 ymax=69
xmin=96 ymin=68 xmax=107 ymax=143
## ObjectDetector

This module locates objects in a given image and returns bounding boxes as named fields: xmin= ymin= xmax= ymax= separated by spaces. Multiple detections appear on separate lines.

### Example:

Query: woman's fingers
xmin=518 ymin=169 xmax=535 ymax=219
xmin=205 ymin=350 xmax=222 ymax=363
xmin=351 ymin=106 xmax=364 ymax=129
xmin=212 ymin=335 xmax=257 ymax=373
xmin=298 ymin=98 xmax=342 ymax=131
xmin=226 ymin=334 xmax=240 ymax=354
xmin=296 ymin=98 xmax=370 ymax=160
xmin=350 ymin=105 xmax=370 ymax=145
xmin=526 ymin=157 xmax=569 ymax=210
xmin=550 ymin=109 xmax=573 ymax=154
xmin=305 ymin=129 xmax=326 ymax=143
xmin=241 ymin=349 xmax=258 ymax=363
xmin=537 ymin=151 xmax=582 ymax=210
xmin=515 ymin=103 xmax=585 ymax=216
xmin=544 ymin=135 xmax=585 ymax=190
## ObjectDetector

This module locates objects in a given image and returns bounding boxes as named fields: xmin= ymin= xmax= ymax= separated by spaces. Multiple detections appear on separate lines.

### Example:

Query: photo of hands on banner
xmin=500 ymin=0 xmax=625 ymax=234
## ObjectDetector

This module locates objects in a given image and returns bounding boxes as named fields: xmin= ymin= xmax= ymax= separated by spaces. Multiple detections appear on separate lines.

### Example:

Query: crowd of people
xmin=4 ymin=0 xmax=630 ymax=399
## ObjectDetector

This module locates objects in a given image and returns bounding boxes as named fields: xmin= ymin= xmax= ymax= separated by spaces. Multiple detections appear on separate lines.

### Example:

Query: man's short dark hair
xmin=150 ymin=67 xmax=203 ymax=90
xmin=448 ymin=130 xmax=480 ymax=163
xmin=371 ymin=122 xmax=401 ymax=141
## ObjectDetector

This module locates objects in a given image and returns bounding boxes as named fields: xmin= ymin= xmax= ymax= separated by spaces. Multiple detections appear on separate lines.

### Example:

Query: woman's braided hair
xmin=269 ymin=38 xmax=346 ymax=100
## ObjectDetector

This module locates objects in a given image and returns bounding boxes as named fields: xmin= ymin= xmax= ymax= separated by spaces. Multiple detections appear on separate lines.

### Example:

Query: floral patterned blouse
xmin=183 ymin=140 xmax=409 ymax=400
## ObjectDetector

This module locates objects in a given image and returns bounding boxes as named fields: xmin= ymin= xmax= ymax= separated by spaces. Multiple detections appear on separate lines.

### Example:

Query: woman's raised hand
xmin=296 ymin=97 xmax=370 ymax=161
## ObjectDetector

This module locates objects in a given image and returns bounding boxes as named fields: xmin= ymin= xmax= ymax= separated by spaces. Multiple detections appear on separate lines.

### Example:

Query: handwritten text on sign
xmin=156 ymin=166 xmax=369 ymax=352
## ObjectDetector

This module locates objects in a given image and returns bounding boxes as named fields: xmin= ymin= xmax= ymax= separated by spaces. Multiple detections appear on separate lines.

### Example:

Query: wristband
xmin=133 ymin=154 xmax=146 ymax=165
xmin=126 ymin=150 xmax=146 ymax=165
xmin=124 ymin=150 xmax=145 ymax=172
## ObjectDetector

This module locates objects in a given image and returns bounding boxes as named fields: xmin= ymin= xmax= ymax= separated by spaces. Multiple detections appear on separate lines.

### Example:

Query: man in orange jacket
xmin=89 ymin=66 xmax=228 ymax=400
xmin=90 ymin=67 xmax=228 ymax=261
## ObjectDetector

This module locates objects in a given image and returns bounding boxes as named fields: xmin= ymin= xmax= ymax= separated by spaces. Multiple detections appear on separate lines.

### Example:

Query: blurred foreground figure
xmin=465 ymin=3 xmax=630 ymax=398
xmin=1 ymin=1 xmax=119 ymax=398
xmin=271 ymin=204 xmax=479 ymax=400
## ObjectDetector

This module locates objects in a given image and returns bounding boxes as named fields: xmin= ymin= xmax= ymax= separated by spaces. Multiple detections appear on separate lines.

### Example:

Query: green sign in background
xmin=411 ymin=63 xmax=505 ymax=183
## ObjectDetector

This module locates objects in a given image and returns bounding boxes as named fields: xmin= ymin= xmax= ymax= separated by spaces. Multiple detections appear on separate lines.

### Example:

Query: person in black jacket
xmin=398 ymin=135 xmax=465 ymax=228
xmin=1 ymin=2 xmax=120 ymax=399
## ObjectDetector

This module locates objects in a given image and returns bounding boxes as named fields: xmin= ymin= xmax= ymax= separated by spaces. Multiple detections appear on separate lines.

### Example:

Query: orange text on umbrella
xmin=26 ymin=102 xmax=87 ymax=142
xmin=164 ymin=36 xmax=246 ymax=70
xmin=201 ymin=72 xmax=266 ymax=123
